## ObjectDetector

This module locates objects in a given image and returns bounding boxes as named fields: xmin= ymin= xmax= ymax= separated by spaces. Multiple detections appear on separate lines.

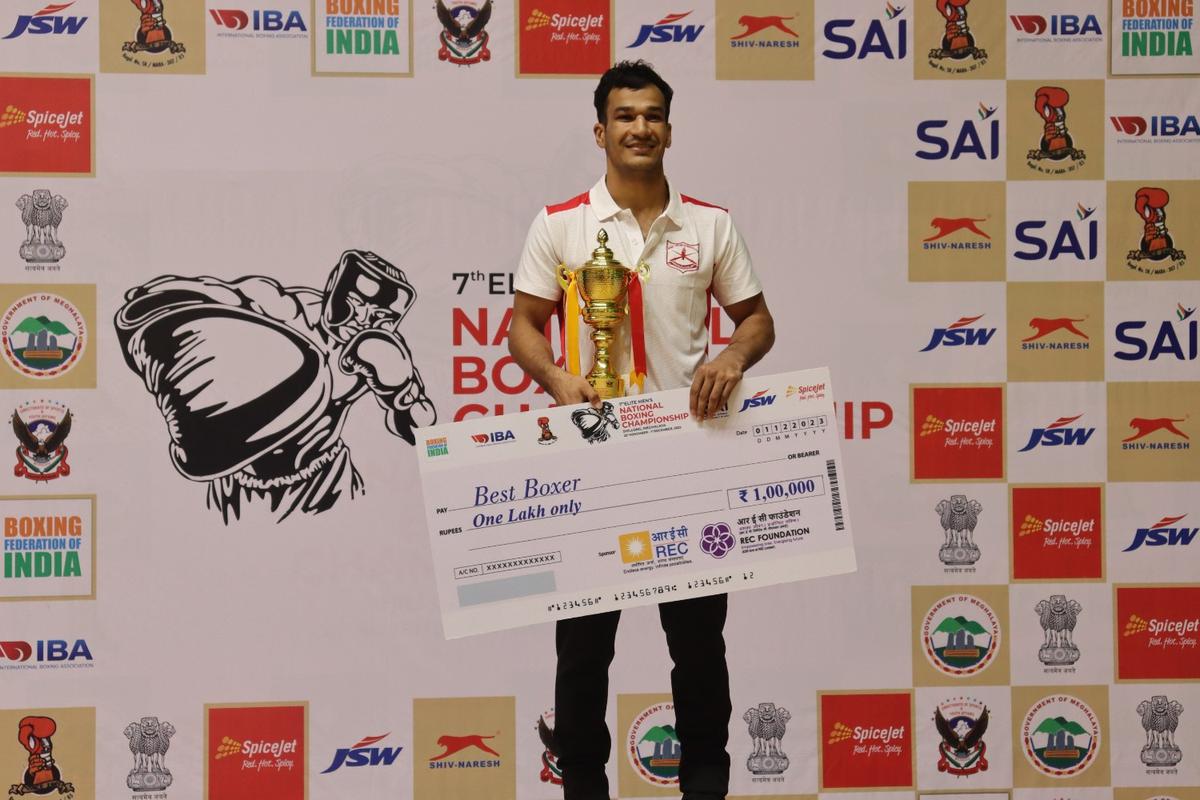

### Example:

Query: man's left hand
xmin=689 ymin=352 xmax=744 ymax=420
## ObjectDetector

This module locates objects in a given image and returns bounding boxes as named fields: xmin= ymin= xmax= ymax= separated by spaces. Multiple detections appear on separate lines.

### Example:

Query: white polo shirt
xmin=514 ymin=176 xmax=763 ymax=393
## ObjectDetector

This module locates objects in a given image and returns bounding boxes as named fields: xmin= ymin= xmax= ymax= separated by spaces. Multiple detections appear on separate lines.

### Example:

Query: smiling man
xmin=508 ymin=61 xmax=775 ymax=800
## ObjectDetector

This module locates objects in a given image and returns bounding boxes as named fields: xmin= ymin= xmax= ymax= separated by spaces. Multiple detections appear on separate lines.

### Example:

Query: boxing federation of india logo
xmin=1021 ymin=694 xmax=1101 ymax=777
xmin=627 ymin=701 xmax=681 ymax=787
xmin=933 ymin=697 xmax=989 ymax=776
xmin=744 ymin=702 xmax=790 ymax=779
xmin=1025 ymin=86 xmax=1086 ymax=175
xmin=121 ymin=0 xmax=187 ymax=68
xmin=936 ymin=495 xmax=982 ymax=567
xmin=1 ymin=293 xmax=86 ymax=380
xmin=927 ymin=0 xmax=988 ymax=73
xmin=1137 ymin=695 xmax=1183 ymax=769
xmin=922 ymin=593 xmax=1001 ymax=677
xmin=571 ymin=402 xmax=619 ymax=444
xmin=435 ymin=1 xmax=491 ymax=65
xmin=16 ymin=191 xmax=68 ymax=269
xmin=1036 ymin=595 xmax=1082 ymax=667
xmin=123 ymin=716 xmax=175 ymax=792
xmin=1126 ymin=187 xmax=1187 ymax=275
xmin=114 ymin=251 xmax=436 ymax=523
xmin=11 ymin=400 xmax=71 ymax=482
xmin=9 ymin=715 xmax=75 ymax=797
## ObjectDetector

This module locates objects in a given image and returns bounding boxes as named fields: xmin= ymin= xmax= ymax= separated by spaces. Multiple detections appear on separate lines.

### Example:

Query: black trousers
xmin=554 ymin=593 xmax=732 ymax=800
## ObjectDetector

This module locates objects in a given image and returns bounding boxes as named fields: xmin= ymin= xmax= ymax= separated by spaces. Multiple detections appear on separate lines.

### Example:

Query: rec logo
xmin=818 ymin=690 xmax=914 ymax=790
xmin=517 ymin=0 xmax=612 ymax=77
xmin=911 ymin=385 xmax=1005 ymax=482
xmin=1010 ymin=485 xmax=1104 ymax=581
xmin=1116 ymin=584 xmax=1200 ymax=681
xmin=206 ymin=703 xmax=307 ymax=800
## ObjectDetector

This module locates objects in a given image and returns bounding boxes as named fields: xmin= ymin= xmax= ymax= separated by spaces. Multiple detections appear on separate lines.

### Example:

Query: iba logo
xmin=0 ymin=709 xmax=95 ymax=800
xmin=312 ymin=0 xmax=412 ymax=76
xmin=714 ymin=0 xmax=813 ymax=81
xmin=1124 ymin=513 xmax=1198 ymax=552
xmin=1116 ymin=585 xmax=1200 ymax=681
xmin=518 ymin=0 xmax=611 ymax=77
xmin=920 ymin=315 xmax=996 ymax=352
xmin=1009 ymin=11 xmax=1103 ymax=41
xmin=911 ymin=385 xmax=1004 ymax=481
xmin=206 ymin=703 xmax=307 ymax=800
xmin=1010 ymin=485 xmax=1103 ymax=581
xmin=822 ymin=3 xmax=908 ymax=61
xmin=1017 ymin=692 xmax=1104 ymax=781
xmin=209 ymin=8 xmax=307 ymax=37
xmin=1018 ymin=414 xmax=1096 ymax=452
xmin=1014 ymin=202 xmax=1100 ymax=263
xmin=471 ymin=429 xmax=514 ymax=446
xmin=2 ymin=2 xmax=87 ymax=40
xmin=0 ymin=76 xmax=92 ymax=176
xmin=818 ymin=691 xmax=913 ymax=789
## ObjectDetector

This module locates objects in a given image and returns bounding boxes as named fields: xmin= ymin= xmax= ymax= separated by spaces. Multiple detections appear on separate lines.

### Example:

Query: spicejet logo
xmin=912 ymin=386 xmax=1004 ymax=481
xmin=1115 ymin=585 xmax=1200 ymax=681
xmin=1011 ymin=485 xmax=1102 ymax=580
xmin=819 ymin=691 xmax=913 ymax=790
xmin=919 ymin=416 xmax=996 ymax=437
xmin=518 ymin=0 xmax=610 ymax=76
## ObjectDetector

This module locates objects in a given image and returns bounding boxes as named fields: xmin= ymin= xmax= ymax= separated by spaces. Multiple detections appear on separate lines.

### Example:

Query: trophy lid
xmin=585 ymin=229 xmax=627 ymax=270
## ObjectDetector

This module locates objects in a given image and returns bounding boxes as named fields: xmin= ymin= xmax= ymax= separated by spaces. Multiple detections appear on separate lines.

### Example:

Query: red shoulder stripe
xmin=545 ymin=191 xmax=590 ymax=216
xmin=681 ymin=194 xmax=728 ymax=213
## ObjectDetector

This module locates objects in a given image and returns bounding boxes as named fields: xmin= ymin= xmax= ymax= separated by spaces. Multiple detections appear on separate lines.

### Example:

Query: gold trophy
xmin=557 ymin=229 xmax=639 ymax=399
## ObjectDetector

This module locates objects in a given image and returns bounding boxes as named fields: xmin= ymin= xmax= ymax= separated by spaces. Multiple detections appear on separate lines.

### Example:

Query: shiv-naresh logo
xmin=430 ymin=734 xmax=501 ymax=761
xmin=924 ymin=216 xmax=990 ymax=242
xmin=819 ymin=691 xmax=913 ymax=789
xmin=733 ymin=14 xmax=800 ymax=40
xmin=1121 ymin=416 xmax=1190 ymax=451
xmin=1116 ymin=585 xmax=1200 ymax=680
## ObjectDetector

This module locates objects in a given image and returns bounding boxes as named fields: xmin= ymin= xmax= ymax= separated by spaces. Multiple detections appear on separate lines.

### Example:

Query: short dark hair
xmin=593 ymin=60 xmax=673 ymax=123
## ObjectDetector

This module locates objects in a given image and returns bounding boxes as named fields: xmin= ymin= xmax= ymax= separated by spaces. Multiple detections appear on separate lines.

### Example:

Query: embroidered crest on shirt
xmin=665 ymin=240 xmax=700 ymax=274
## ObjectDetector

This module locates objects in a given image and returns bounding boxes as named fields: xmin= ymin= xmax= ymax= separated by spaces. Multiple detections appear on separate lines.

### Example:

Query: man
xmin=509 ymin=61 xmax=775 ymax=800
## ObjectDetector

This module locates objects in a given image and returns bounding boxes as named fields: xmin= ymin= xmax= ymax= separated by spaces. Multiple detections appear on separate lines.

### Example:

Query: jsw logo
xmin=920 ymin=315 xmax=996 ymax=352
xmin=1111 ymin=115 xmax=1200 ymax=137
xmin=1009 ymin=14 xmax=1102 ymax=37
xmin=739 ymin=390 xmax=776 ymax=412
xmin=1114 ymin=304 xmax=1197 ymax=361
xmin=2 ymin=2 xmax=87 ymax=40
xmin=321 ymin=734 xmax=404 ymax=773
xmin=629 ymin=11 xmax=703 ymax=47
xmin=1014 ymin=205 xmax=1098 ymax=261
xmin=1018 ymin=414 xmax=1096 ymax=452
xmin=1124 ymin=514 xmax=1198 ymax=552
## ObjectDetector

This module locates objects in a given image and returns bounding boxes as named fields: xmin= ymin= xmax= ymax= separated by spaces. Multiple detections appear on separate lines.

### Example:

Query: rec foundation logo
xmin=911 ymin=385 xmax=1005 ymax=481
xmin=818 ymin=690 xmax=914 ymax=789
xmin=1007 ymin=281 xmax=1105 ymax=381
xmin=413 ymin=696 xmax=515 ymax=800
xmin=1 ymin=495 xmax=95 ymax=601
xmin=0 ymin=708 xmax=95 ymax=800
xmin=312 ymin=0 xmax=413 ymax=76
xmin=715 ymin=0 xmax=814 ymax=80
xmin=0 ymin=75 xmax=92 ymax=176
xmin=1016 ymin=690 xmax=1105 ymax=783
xmin=1116 ymin=585 xmax=1200 ymax=681
xmin=206 ymin=703 xmax=307 ymax=800
xmin=517 ymin=0 xmax=612 ymax=77
xmin=1107 ymin=181 xmax=1194 ymax=280
xmin=1010 ymin=485 xmax=1104 ymax=581
xmin=907 ymin=182 xmax=1006 ymax=282
xmin=915 ymin=0 xmax=1006 ymax=79
xmin=1007 ymin=80 xmax=1105 ymax=181
xmin=1107 ymin=381 xmax=1200 ymax=482
xmin=0 ymin=285 xmax=96 ymax=389
xmin=1112 ymin=0 xmax=1200 ymax=75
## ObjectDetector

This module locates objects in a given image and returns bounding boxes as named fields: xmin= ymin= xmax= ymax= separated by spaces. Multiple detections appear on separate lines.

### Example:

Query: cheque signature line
xmin=467 ymin=507 xmax=727 ymax=552
xmin=449 ymin=456 xmax=790 ymax=512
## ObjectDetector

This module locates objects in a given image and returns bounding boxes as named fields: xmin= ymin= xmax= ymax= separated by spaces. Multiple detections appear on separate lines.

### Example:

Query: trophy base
xmin=1038 ymin=644 xmax=1080 ymax=666
xmin=128 ymin=768 xmax=173 ymax=791
xmin=1141 ymin=746 xmax=1182 ymax=766
xmin=588 ymin=374 xmax=624 ymax=400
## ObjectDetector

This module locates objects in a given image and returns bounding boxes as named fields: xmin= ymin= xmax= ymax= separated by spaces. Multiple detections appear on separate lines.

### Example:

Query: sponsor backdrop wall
xmin=0 ymin=1 xmax=1196 ymax=799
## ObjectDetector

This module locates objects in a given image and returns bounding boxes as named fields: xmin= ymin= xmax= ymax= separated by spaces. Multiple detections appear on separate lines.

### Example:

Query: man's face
xmin=594 ymin=86 xmax=671 ymax=172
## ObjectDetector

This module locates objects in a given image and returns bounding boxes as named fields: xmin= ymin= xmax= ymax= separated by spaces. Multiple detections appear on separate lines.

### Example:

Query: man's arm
xmin=509 ymin=290 xmax=600 ymax=408
xmin=689 ymin=292 xmax=775 ymax=419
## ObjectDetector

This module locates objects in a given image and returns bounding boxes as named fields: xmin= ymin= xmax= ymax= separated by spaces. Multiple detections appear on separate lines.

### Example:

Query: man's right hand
xmin=548 ymin=371 xmax=601 ymax=408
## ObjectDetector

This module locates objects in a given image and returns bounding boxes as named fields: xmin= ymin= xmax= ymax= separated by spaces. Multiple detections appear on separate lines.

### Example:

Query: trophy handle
xmin=556 ymin=264 xmax=571 ymax=291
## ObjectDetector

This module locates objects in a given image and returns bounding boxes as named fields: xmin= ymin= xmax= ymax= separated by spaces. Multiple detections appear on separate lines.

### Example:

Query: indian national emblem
xmin=934 ymin=699 xmax=989 ymax=776
xmin=936 ymin=495 xmax=981 ymax=566
xmin=10 ymin=716 xmax=74 ymax=797
xmin=435 ymin=1 xmax=492 ymax=65
xmin=16 ymin=190 xmax=67 ymax=267
xmin=744 ymin=702 xmax=790 ymax=778
xmin=124 ymin=716 xmax=175 ymax=792
xmin=1035 ymin=594 xmax=1082 ymax=666
xmin=1138 ymin=695 xmax=1183 ymax=768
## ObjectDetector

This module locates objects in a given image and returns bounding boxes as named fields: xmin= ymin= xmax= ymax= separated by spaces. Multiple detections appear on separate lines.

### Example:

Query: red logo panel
xmin=207 ymin=704 xmax=306 ymax=800
xmin=820 ymin=692 xmax=913 ymax=790
xmin=0 ymin=76 xmax=92 ymax=175
xmin=518 ymin=0 xmax=611 ymax=76
xmin=1011 ymin=486 xmax=1104 ymax=580
xmin=912 ymin=386 xmax=1004 ymax=480
xmin=1116 ymin=585 xmax=1200 ymax=680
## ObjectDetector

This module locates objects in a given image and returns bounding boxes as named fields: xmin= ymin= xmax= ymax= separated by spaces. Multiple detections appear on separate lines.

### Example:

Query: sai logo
xmin=916 ymin=102 xmax=1000 ymax=160
xmin=629 ymin=11 xmax=704 ymax=47
xmin=920 ymin=593 xmax=1002 ymax=677
xmin=2 ymin=2 xmax=87 ymax=40
xmin=1019 ymin=693 xmax=1101 ymax=778
xmin=1115 ymin=303 xmax=1197 ymax=362
xmin=919 ymin=314 xmax=996 ymax=351
xmin=1014 ymin=202 xmax=1099 ymax=263
xmin=823 ymin=3 xmax=908 ymax=60
xmin=739 ymin=389 xmax=776 ymax=412
xmin=1124 ymin=513 xmax=1197 ymax=552
xmin=1018 ymin=413 xmax=1096 ymax=452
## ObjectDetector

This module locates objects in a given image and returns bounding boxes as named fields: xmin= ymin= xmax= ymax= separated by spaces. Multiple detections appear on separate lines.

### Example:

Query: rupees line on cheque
xmin=450 ymin=455 xmax=791 ymax=513
xmin=468 ymin=507 xmax=727 ymax=552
